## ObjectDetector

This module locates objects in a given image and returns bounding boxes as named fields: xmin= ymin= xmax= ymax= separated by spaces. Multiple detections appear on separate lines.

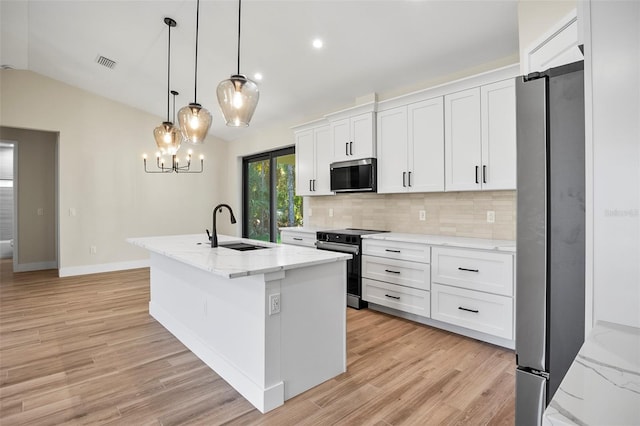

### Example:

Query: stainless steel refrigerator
xmin=515 ymin=61 xmax=586 ymax=425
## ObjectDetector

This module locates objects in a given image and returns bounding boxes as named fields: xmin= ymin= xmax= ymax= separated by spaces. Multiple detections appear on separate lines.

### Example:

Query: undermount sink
xmin=218 ymin=242 xmax=269 ymax=251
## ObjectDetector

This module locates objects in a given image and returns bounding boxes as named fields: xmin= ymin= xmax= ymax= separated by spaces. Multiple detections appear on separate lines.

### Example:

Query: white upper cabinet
xmin=294 ymin=123 xmax=332 ymax=196
xmin=328 ymin=107 xmax=376 ymax=162
xmin=445 ymin=88 xmax=482 ymax=191
xmin=444 ymin=78 xmax=516 ymax=191
xmin=480 ymin=79 xmax=516 ymax=190
xmin=377 ymin=98 xmax=444 ymax=193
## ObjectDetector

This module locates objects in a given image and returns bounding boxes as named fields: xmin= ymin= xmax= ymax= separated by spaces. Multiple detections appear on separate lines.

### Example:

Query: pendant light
xmin=178 ymin=0 xmax=212 ymax=144
xmin=144 ymin=90 xmax=205 ymax=174
xmin=217 ymin=0 xmax=259 ymax=127
xmin=153 ymin=17 xmax=182 ymax=155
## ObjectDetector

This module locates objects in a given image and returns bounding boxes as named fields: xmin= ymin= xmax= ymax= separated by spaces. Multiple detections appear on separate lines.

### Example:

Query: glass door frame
xmin=242 ymin=146 xmax=296 ymax=242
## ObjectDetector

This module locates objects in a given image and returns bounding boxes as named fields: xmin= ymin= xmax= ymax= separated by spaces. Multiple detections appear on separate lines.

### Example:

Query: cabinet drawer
xmin=431 ymin=283 xmax=513 ymax=339
xmin=362 ymin=255 xmax=430 ymax=290
xmin=280 ymin=231 xmax=316 ymax=248
xmin=363 ymin=278 xmax=430 ymax=318
xmin=431 ymin=247 xmax=513 ymax=296
xmin=363 ymin=239 xmax=430 ymax=263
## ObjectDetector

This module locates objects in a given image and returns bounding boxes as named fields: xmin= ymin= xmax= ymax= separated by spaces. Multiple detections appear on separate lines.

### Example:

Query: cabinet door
xmin=350 ymin=112 xmax=375 ymax=159
xmin=376 ymin=107 xmax=408 ymax=193
xmin=444 ymin=88 xmax=482 ymax=191
xmin=408 ymin=97 xmax=445 ymax=192
xmin=330 ymin=118 xmax=350 ymax=162
xmin=481 ymin=79 xmax=516 ymax=190
xmin=295 ymin=129 xmax=315 ymax=196
xmin=313 ymin=125 xmax=333 ymax=195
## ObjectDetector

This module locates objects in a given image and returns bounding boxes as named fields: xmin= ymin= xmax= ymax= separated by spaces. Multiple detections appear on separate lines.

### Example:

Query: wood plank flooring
xmin=0 ymin=259 xmax=515 ymax=425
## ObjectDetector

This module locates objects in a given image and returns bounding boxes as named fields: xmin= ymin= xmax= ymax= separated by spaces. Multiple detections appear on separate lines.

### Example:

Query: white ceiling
xmin=1 ymin=0 xmax=519 ymax=142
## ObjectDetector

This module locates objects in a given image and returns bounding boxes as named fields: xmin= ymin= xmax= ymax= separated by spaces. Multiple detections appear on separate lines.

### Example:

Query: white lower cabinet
xmin=280 ymin=229 xmax=317 ymax=248
xmin=363 ymin=278 xmax=430 ymax=317
xmin=362 ymin=240 xmax=431 ymax=319
xmin=362 ymin=236 xmax=515 ymax=348
xmin=431 ymin=283 xmax=513 ymax=340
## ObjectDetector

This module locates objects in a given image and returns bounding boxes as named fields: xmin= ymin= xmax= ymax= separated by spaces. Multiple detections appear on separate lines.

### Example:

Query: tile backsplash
xmin=305 ymin=191 xmax=516 ymax=241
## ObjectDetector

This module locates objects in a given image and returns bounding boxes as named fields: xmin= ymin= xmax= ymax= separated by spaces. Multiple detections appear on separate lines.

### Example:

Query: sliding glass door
xmin=243 ymin=147 xmax=302 ymax=242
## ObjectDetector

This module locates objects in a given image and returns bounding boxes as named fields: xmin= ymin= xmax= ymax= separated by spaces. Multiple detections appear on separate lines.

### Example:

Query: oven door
xmin=315 ymin=241 xmax=362 ymax=308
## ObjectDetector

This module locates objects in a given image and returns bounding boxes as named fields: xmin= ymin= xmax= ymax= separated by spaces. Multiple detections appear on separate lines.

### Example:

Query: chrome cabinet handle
xmin=458 ymin=267 xmax=479 ymax=273
xmin=385 ymin=294 xmax=400 ymax=300
xmin=458 ymin=306 xmax=479 ymax=313
xmin=384 ymin=269 xmax=400 ymax=274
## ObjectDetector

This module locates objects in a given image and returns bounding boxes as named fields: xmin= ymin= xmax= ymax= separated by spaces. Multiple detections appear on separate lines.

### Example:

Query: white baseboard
xmin=13 ymin=261 xmax=57 ymax=272
xmin=58 ymin=259 xmax=149 ymax=277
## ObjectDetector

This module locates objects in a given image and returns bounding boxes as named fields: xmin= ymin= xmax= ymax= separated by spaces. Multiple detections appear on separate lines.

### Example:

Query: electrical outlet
xmin=269 ymin=293 xmax=281 ymax=315
xmin=419 ymin=210 xmax=426 ymax=221
xmin=487 ymin=211 xmax=496 ymax=223
xmin=90 ymin=245 xmax=97 ymax=254
xmin=37 ymin=208 xmax=44 ymax=216
xmin=329 ymin=208 xmax=334 ymax=217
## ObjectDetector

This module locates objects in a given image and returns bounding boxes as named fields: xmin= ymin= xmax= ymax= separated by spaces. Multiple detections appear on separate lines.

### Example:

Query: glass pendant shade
xmin=216 ymin=74 xmax=259 ymax=127
xmin=177 ymin=103 xmax=212 ymax=144
xmin=153 ymin=121 xmax=182 ymax=155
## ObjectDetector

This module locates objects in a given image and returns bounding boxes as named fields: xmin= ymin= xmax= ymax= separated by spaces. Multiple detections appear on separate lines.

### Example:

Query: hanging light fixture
xmin=178 ymin=0 xmax=212 ymax=144
xmin=153 ymin=17 xmax=183 ymax=155
xmin=144 ymin=88 xmax=205 ymax=173
xmin=217 ymin=0 xmax=259 ymax=127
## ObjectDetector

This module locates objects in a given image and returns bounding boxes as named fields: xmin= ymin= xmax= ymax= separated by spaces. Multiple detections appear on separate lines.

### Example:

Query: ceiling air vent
xmin=95 ymin=55 xmax=117 ymax=69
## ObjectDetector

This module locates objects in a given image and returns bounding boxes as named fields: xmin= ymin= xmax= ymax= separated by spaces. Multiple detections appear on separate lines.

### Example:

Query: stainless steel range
xmin=316 ymin=228 xmax=387 ymax=309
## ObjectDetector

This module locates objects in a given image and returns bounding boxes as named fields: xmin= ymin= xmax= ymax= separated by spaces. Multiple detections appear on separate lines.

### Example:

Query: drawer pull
xmin=458 ymin=306 xmax=479 ymax=313
xmin=385 ymin=294 xmax=401 ymax=300
xmin=384 ymin=269 xmax=400 ymax=274
xmin=458 ymin=267 xmax=479 ymax=273
xmin=385 ymin=249 xmax=401 ymax=253
xmin=293 ymin=237 xmax=303 ymax=241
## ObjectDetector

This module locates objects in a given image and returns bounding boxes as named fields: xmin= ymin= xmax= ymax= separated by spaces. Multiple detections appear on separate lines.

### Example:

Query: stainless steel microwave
xmin=330 ymin=158 xmax=377 ymax=193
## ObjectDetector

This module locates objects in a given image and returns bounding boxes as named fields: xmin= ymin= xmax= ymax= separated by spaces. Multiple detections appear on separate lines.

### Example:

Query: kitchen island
xmin=127 ymin=234 xmax=351 ymax=413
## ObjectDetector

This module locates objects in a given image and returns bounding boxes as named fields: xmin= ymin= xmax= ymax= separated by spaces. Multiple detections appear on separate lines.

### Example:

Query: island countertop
xmin=127 ymin=233 xmax=351 ymax=279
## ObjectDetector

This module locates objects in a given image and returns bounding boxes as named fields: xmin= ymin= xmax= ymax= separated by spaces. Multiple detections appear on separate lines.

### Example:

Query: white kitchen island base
xmin=146 ymin=250 xmax=347 ymax=413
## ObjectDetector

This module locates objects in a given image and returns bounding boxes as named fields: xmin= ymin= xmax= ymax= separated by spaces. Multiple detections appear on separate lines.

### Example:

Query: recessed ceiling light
xmin=254 ymin=72 xmax=263 ymax=81
xmin=312 ymin=38 xmax=323 ymax=49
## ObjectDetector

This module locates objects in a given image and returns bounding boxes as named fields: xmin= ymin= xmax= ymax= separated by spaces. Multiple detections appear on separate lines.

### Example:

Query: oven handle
xmin=315 ymin=240 xmax=360 ymax=255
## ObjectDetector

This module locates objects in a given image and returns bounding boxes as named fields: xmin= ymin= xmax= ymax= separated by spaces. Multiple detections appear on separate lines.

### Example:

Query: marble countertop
xmin=361 ymin=232 xmax=516 ymax=252
xmin=543 ymin=321 xmax=640 ymax=425
xmin=127 ymin=234 xmax=351 ymax=279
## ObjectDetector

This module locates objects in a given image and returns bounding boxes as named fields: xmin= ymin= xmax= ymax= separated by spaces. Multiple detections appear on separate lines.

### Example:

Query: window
xmin=243 ymin=147 xmax=302 ymax=242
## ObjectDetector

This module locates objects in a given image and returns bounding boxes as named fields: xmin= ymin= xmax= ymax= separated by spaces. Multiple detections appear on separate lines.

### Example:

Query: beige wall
xmin=307 ymin=191 xmax=516 ymax=241
xmin=0 ymin=70 xmax=229 ymax=272
xmin=0 ymin=127 xmax=57 ymax=265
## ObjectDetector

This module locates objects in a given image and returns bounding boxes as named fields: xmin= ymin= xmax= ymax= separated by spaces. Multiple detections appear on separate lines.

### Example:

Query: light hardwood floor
xmin=0 ymin=260 xmax=515 ymax=425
